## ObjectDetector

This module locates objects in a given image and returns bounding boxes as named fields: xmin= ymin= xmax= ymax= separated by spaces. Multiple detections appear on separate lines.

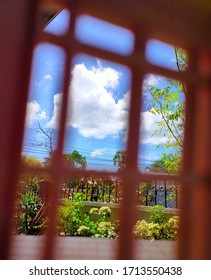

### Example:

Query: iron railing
xmin=59 ymin=177 xmax=179 ymax=208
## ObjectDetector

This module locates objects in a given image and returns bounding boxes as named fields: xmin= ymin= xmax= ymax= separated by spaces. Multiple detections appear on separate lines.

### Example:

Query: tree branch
xmin=174 ymin=47 xmax=187 ymax=95
xmin=158 ymin=101 xmax=183 ymax=149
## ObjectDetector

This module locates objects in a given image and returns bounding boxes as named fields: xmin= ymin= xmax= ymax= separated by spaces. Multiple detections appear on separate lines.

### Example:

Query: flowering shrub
xmin=57 ymin=199 xmax=83 ymax=236
xmin=95 ymin=222 xmax=117 ymax=238
xmin=57 ymin=201 xmax=118 ymax=238
xmin=89 ymin=208 xmax=99 ymax=215
xmin=133 ymin=206 xmax=179 ymax=240
xmin=147 ymin=205 xmax=166 ymax=224
xmin=98 ymin=206 xmax=111 ymax=216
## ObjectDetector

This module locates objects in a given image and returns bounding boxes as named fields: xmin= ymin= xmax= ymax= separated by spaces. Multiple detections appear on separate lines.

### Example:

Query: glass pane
xmin=44 ymin=9 xmax=70 ymax=36
xmin=75 ymin=15 xmax=134 ymax=55
xmin=139 ymin=73 xmax=185 ymax=174
xmin=23 ymin=43 xmax=66 ymax=162
xmin=146 ymin=39 xmax=188 ymax=71
xmin=63 ymin=54 xmax=131 ymax=171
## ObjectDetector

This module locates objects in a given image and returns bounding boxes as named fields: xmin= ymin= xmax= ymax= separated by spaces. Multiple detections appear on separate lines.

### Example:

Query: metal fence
xmin=60 ymin=177 xmax=179 ymax=208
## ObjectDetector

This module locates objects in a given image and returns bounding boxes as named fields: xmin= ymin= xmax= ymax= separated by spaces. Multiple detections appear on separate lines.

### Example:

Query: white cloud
xmin=35 ymin=74 xmax=53 ymax=87
xmin=43 ymin=74 xmax=53 ymax=80
xmin=47 ymin=63 xmax=129 ymax=139
xmin=25 ymin=101 xmax=47 ymax=127
xmin=144 ymin=73 xmax=162 ymax=86
xmin=140 ymin=111 xmax=169 ymax=145
xmin=90 ymin=148 xmax=107 ymax=158
xmin=46 ymin=63 xmax=172 ymax=146
xmin=46 ymin=93 xmax=61 ymax=129
xmin=142 ymin=74 xmax=164 ymax=96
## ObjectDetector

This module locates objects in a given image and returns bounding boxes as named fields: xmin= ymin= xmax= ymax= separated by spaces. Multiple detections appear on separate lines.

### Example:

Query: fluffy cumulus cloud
xmin=46 ymin=93 xmax=62 ymax=129
xmin=25 ymin=101 xmax=47 ymax=127
xmin=140 ymin=111 xmax=169 ymax=145
xmin=47 ymin=63 xmax=169 ymax=145
xmin=47 ymin=63 xmax=130 ymax=139
xmin=142 ymin=74 xmax=163 ymax=95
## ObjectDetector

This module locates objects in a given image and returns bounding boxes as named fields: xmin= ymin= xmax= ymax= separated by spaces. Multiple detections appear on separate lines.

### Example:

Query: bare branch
xmin=32 ymin=122 xmax=55 ymax=154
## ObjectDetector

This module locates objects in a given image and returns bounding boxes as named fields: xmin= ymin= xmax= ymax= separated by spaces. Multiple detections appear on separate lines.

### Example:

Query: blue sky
xmin=23 ymin=10 xmax=182 ymax=171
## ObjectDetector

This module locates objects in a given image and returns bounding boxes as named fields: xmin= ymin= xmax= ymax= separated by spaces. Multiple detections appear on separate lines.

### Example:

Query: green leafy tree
xmin=44 ymin=150 xmax=87 ymax=169
xmin=63 ymin=150 xmax=87 ymax=170
xmin=113 ymin=150 xmax=126 ymax=170
xmin=145 ymin=158 xmax=167 ymax=173
xmin=146 ymin=48 xmax=187 ymax=173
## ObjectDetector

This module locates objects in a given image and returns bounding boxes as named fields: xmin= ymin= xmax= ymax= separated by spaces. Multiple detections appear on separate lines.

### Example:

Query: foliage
xmin=98 ymin=206 xmax=111 ymax=216
xmin=145 ymin=158 xmax=167 ymax=173
xmin=148 ymin=84 xmax=183 ymax=150
xmin=14 ymin=156 xmax=48 ymax=235
xmin=147 ymin=205 xmax=166 ymax=224
xmin=95 ymin=221 xmax=117 ymax=238
xmin=15 ymin=193 xmax=45 ymax=235
xmin=82 ymin=207 xmax=117 ymax=238
xmin=19 ymin=156 xmax=44 ymax=198
xmin=45 ymin=150 xmax=87 ymax=169
xmin=160 ymin=152 xmax=182 ymax=174
xmin=63 ymin=150 xmax=87 ymax=169
xmin=57 ymin=198 xmax=84 ymax=236
xmin=133 ymin=205 xmax=179 ymax=240
xmin=113 ymin=150 xmax=126 ymax=170
xmin=57 ymin=200 xmax=117 ymax=238
xmin=22 ymin=155 xmax=42 ymax=167
xmin=146 ymin=48 xmax=187 ymax=174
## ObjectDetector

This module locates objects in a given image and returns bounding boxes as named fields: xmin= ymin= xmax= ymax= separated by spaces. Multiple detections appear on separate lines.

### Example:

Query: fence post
xmin=145 ymin=189 xmax=148 ymax=206
xmin=164 ymin=181 xmax=167 ymax=208
xmin=154 ymin=180 xmax=157 ymax=205
xmin=175 ymin=183 xmax=178 ymax=208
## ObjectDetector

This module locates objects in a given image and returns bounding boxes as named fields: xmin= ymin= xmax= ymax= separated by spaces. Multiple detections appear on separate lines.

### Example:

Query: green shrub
xmin=147 ymin=205 xmax=166 ymax=224
xmin=57 ymin=201 xmax=118 ymax=238
xmin=133 ymin=205 xmax=179 ymax=240
xmin=95 ymin=221 xmax=117 ymax=238
xmin=133 ymin=220 xmax=150 ymax=239
xmin=15 ymin=194 xmax=45 ymax=235
xmin=162 ymin=216 xmax=179 ymax=240
xmin=89 ymin=207 xmax=99 ymax=215
xmin=57 ymin=198 xmax=83 ymax=236
xmin=77 ymin=225 xmax=91 ymax=236
xmin=98 ymin=206 xmax=111 ymax=217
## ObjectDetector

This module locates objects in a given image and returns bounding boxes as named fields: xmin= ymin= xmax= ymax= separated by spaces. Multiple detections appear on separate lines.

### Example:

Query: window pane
xmin=75 ymin=15 xmax=134 ymax=55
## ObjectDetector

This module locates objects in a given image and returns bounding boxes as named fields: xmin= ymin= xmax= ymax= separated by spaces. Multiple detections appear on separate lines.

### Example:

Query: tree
xmin=22 ymin=155 xmax=42 ymax=167
xmin=63 ymin=150 xmax=87 ymax=170
xmin=147 ymin=84 xmax=184 ymax=150
xmin=32 ymin=123 xmax=86 ymax=169
xmin=113 ymin=150 xmax=126 ymax=170
xmin=146 ymin=159 xmax=167 ymax=173
xmin=44 ymin=149 xmax=87 ymax=169
xmin=33 ymin=122 xmax=55 ymax=155
xmin=146 ymin=48 xmax=187 ymax=173
xmin=20 ymin=155 xmax=43 ymax=195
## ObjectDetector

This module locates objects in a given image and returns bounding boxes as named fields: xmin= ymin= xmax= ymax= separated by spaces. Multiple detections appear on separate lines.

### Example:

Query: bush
xmin=133 ymin=205 xmax=179 ymax=240
xmin=57 ymin=201 xmax=118 ymax=238
xmin=162 ymin=216 xmax=179 ymax=240
xmin=95 ymin=221 xmax=117 ymax=238
xmin=15 ymin=193 xmax=45 ymax=235
xmin=147 ymin=205 xmax=166 ymax=224
xmin=57 ymin=198 xmax=83 ymax=236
